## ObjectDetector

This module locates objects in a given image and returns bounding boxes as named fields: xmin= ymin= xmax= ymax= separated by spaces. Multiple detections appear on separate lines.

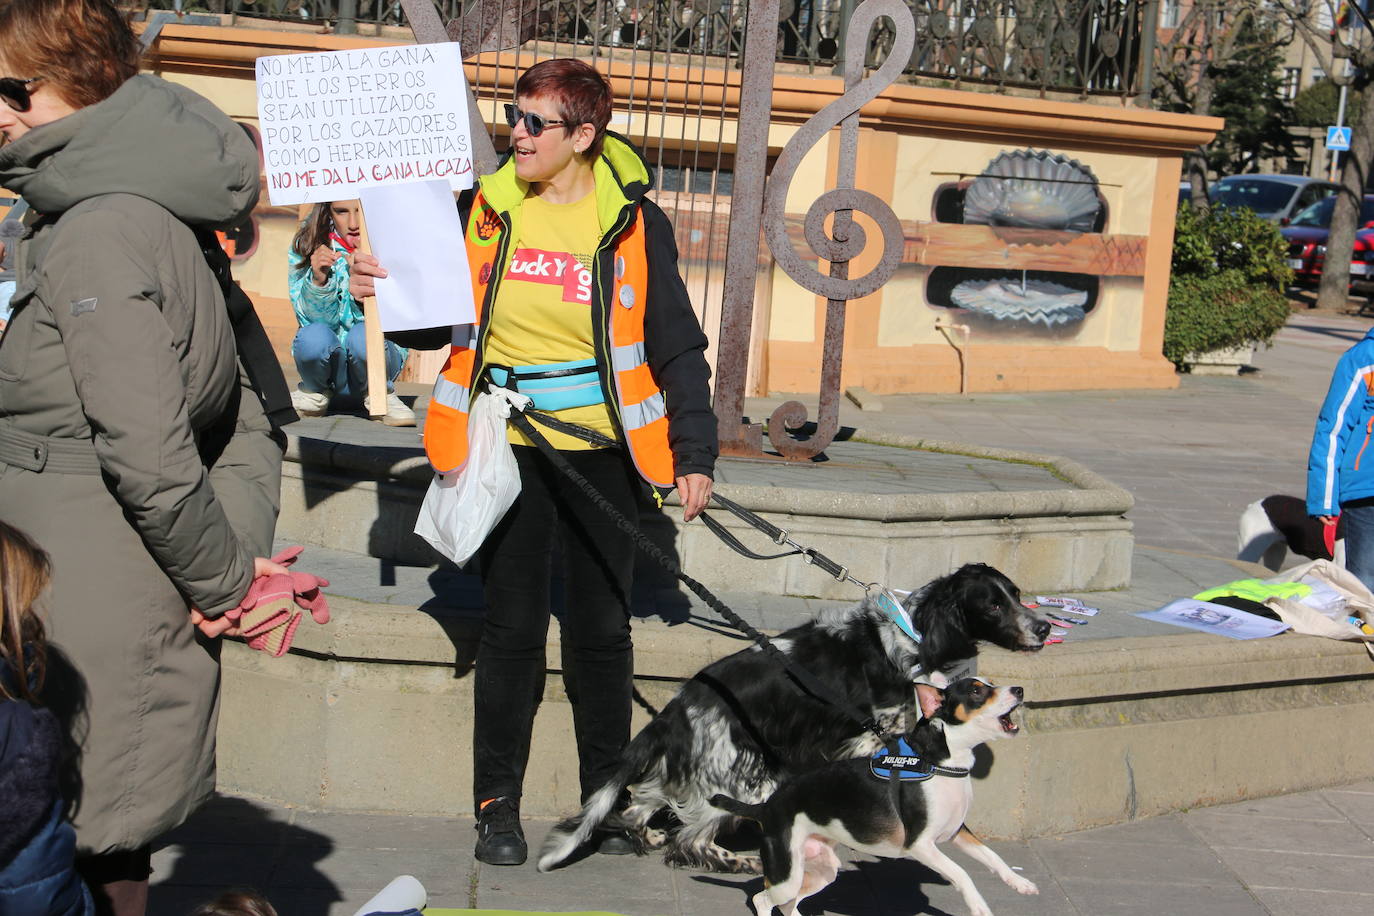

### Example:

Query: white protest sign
xmin=359 ymin=180 xmax=475 ymax=330
xmin=255 ymin=42 xmax=474 ymax=205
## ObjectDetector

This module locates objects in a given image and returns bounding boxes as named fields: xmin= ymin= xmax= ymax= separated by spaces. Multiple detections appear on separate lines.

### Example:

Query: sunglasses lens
xmin=525 ymin=112 xmax=546 ymax=137
xmin=503 ymin=103 xmax=518 ymax=129
xmin=0 ymin=79 xmax=29 ymax=113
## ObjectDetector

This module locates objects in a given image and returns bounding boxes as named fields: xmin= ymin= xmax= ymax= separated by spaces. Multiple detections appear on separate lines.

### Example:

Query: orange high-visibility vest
xmin=424 ymin=192 xmax=676 ymax=488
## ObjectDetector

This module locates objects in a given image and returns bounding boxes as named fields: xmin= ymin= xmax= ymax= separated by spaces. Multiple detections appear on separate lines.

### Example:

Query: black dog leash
xmin=519 ymin=408 xmax=871 ymax=589
xmin=504 ymin=405 xmax=899 ymax=750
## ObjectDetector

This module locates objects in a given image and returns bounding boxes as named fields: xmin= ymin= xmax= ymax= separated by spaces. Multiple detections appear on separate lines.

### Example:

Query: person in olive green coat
xmin=0 ymin=2 xmax=284 ymax=910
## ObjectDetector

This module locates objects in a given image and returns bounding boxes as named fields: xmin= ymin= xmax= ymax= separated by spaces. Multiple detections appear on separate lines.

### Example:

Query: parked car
xmin=1280 ymin=194 xmax=1374 ymax=285
xmin=1349 ymin=229 xmax=1374 ymax=294
xmin=1211 ymin=174 xmax=1341 ymax=223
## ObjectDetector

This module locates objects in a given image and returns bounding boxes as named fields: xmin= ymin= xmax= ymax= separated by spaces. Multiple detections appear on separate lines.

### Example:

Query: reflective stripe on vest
xmin=610 ymin=213 xmax=675 ymax=487
xmin=423 ymin=193 xmax=501 ymax=474
xmin=425 ymin=194 xmax=676 ymax=488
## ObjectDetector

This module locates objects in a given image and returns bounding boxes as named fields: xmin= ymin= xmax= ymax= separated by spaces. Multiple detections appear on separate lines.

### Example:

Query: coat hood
xmin=0 ymin=75 xmax=259 ymax=228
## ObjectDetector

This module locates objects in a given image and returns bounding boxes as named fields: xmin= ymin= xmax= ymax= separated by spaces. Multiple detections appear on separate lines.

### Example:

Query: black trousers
xmin=472 ymin=444 xmax=639 ymax=810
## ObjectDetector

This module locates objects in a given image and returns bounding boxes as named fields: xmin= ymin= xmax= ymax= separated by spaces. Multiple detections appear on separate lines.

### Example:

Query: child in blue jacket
xmin=0 ymin=520 xmax=92 ymax=915
xmin=1307 ymin=327 xmax=1374 ymax=591
xmin=287 ymin=199 xmax=413 ymax=426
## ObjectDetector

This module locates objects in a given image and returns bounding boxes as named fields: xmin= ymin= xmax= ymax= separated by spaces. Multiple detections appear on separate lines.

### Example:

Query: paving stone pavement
xmin=152 ymin=782 xmax=1374 ymax=916
xmin=152 ymin=313 xmax=1374 ymax=915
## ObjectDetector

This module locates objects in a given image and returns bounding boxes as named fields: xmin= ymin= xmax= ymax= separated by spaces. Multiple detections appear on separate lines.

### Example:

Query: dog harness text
xmin=870 ymin=737 xmax=970 ymax=781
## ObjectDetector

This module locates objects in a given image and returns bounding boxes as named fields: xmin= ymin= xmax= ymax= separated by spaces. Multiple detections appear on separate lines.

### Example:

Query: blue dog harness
xmin=870 ymin=736 xmax=970 ymax=781
xmin=487 ymin=359 xmax=602 ymax=411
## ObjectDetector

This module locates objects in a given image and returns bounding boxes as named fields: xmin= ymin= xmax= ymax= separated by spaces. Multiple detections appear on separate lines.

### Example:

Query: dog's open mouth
xmin=998 ymin=708 xmax=1021 ymax=735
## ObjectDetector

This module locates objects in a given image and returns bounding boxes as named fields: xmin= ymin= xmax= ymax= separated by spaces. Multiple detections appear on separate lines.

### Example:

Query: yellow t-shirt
xmin=485 ymin=191 xmax=617 ymax=449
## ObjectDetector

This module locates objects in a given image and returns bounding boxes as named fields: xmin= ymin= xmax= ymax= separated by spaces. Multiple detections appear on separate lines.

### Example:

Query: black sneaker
xmin=474 ymin=796 xmax=527 ymax=866
xmin=596 ymin=829 xmax=635 ymax=855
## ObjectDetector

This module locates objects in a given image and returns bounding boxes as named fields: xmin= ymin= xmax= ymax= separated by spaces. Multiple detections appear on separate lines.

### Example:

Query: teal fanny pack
xmin=487 ymin=359 xmax=602 ymax=411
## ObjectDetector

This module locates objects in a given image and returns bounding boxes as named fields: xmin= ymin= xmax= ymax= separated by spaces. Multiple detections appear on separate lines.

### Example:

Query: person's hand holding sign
xmin=349 ymin=252 xmax=386 ymax=302
xmin=310 ymin=244 xmax=339 ymax=287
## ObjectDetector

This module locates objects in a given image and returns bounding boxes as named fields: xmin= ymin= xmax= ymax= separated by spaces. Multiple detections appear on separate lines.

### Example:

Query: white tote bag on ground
xmin=1262 ymin=558 xmax=1374 ymax=643
xmin=414 ymin=387 xmax=530 ymax=566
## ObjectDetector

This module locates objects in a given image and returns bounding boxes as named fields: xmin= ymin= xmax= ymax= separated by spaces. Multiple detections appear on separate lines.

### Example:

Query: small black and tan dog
xmin=711 ymin=677 xmax=1036 ymax=916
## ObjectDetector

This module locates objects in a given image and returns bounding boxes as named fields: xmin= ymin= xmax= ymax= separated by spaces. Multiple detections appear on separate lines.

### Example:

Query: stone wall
xmin=218 ymin=596 xmax=1374 ymax=838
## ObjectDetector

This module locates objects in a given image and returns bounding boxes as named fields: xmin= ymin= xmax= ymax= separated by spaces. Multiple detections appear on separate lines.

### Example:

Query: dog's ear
xmin=916 ymin=683 xmax=944 ymax=719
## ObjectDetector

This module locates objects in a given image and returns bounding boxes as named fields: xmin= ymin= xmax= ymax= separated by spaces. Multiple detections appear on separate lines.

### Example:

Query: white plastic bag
xmin=414 ymin=388 xmax=529 ymax=565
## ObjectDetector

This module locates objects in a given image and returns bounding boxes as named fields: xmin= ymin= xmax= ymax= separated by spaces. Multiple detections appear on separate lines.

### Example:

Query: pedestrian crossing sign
xmin=1327 ymin=126 xmax=1353 ymax=151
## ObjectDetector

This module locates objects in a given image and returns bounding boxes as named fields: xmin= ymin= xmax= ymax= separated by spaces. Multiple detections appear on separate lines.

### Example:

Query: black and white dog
xmin=538 ymin=564 xmax=1049 ymax=874
xmin=711 ymin=677 xmax=1035 ymax=916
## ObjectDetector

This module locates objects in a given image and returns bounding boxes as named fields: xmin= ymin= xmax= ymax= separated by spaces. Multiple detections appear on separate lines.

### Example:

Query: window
xmin=1295 ymin=184 xmax=1334 ymax=215
xmin=1159 ymin=0 xmax=1181 ymax=28
xmin=655 ymin=163 xmax=734 ymax=197
xmin=1282 ymin=68 xmax=1301 ymax=100
xmin=1212 ymin=178 xmax=1305 ymax=219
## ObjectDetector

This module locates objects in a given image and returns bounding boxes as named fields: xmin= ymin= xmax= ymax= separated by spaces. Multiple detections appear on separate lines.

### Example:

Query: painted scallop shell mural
xmin=962 ymin=149 xmax=1102 ymax=232
xmin=949 ymin=274 xmax=1088 ymax=328
xmin=947 ymin=149 xmax=1103 ymax=328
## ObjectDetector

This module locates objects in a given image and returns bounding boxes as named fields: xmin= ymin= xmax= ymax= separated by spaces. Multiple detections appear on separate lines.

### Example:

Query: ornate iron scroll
xmin=717 ymin=0 xmax=910 ymax=460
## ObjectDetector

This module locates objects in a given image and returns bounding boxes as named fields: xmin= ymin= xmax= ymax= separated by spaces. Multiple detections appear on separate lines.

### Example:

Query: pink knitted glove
xmin=288 ymin=571 xmax=331 ymax=624
xmin=237 ymin=573 xmax=295 ymax=638
xmin=232 ymin=546 xmax=330 ymax=655
xmin=248 ymin=611 xmax=302 ymax=657
xmin=270 ymin=545 xmax=305 ymax=567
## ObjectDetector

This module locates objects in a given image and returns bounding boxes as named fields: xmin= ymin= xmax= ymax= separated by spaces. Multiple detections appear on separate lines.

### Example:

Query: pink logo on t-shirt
xmin=506 ymin=247 xmax=592 ymax=304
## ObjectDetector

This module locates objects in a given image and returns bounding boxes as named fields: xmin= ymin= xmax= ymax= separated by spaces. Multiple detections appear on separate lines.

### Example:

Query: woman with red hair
xmin=353 ymin=58 xmax=717 ymax=865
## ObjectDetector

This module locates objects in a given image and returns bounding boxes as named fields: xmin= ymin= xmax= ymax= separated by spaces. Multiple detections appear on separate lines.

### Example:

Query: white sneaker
xmin=382 ymin=392 xmax=416 ymax=427
xmin=292 ymin=386 xmax=329 ymax=417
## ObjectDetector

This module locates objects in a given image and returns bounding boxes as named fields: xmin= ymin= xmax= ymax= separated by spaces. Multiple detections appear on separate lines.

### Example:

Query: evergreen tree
xmin=1205 ymin=24 xmax=1297 ymax=174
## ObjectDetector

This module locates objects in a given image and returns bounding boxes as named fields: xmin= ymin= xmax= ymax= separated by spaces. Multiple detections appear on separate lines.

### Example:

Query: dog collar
xmin=870 ymin=737 xmax=970 ymax=781
xmin=874 ymin=588 xmax=921 ymax=644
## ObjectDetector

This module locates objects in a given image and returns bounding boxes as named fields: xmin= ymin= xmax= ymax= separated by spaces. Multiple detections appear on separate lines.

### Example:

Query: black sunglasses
xmin=504 ymin=103 xmax=568 ymax=138
xmin=0 ymin=76 xmax=41 ymax=113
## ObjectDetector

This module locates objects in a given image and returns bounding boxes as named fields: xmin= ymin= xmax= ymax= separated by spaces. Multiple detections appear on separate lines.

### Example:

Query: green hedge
xmin=1163 ymin=204 xmax=1292 ymax=367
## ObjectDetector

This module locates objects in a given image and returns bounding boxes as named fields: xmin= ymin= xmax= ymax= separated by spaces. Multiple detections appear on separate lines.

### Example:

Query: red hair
xmin=515 ymin=58 xmax=613 ymax=161
xmin=0 ymin=0 xmax=141 ymax=108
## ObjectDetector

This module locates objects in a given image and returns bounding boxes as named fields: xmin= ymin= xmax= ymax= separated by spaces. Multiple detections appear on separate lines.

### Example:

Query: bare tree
xmin=1272 ymin=0 xmax=1374 ymax=310
xmin=1153 ymin=1 xmax=1296 ymax=211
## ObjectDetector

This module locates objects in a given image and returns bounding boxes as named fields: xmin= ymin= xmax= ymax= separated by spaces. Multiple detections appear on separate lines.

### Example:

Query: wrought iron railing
xmin=145 ymin=0 xmax=1149 ymax=97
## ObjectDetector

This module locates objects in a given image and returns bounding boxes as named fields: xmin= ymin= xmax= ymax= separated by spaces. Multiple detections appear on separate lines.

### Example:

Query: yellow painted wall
xmin=878 ymin=137 xmax=1157 ymax=354
xmin=768 ymin=136 xmax=830 ymax=345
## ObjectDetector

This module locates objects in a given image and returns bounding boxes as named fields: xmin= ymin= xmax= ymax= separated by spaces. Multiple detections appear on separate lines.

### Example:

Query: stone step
xmin=277 ymin=420 xmax=1136 ymax=597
